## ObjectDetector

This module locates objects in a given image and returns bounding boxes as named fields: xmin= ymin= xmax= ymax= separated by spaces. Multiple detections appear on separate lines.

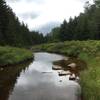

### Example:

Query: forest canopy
xmin=46 ymin=0 xmax=100 ymax=42
xmin=0 ymin=0 xmax=45 ymax=47
xmin=0 ymin=0 xmax=100 ymax=46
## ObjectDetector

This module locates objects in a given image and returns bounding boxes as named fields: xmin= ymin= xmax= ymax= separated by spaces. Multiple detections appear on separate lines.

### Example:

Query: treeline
xmin=46 ymin=0 xmax=100 ymax=42
xmin=1 ymin=0 xmax=100 ymax=47
xmin=0 ymin=0 xmax=45 ymax=47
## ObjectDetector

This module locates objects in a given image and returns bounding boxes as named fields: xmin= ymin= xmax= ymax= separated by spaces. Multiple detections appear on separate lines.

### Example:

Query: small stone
xmin=52 ymin=65 xmax=62 ymax=70
xmin=64 ymin=57 xmax=69 ymax=60
xmin=68 ymin=63 xmax=76 ymax=68
xmin=69 ymin=74 xmax=76 ymax=80
xmin=58 ymin=70 xmax=71 ymax=76
xmin=0 ymin=68 xmax=3 ymax=71
xmin=59 ymin=80 xmax=62 ymax=82
xmin=76 ymin=76 xmax=80 ymax=82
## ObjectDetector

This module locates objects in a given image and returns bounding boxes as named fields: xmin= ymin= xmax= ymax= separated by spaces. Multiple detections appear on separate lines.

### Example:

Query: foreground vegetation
xmin=0 ymin=46 xmax=33 ymax=67
xmin=1 ymin=0 xmax=100 ymax=99
xmin=80 ymin=54 xmax=100 ymax=100
xmin=32 ymin=40 xmax=100 ymax=100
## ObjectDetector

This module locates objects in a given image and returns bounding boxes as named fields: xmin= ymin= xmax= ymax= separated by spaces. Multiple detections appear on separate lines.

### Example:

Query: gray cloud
xmin=6 ymin=0 xmax=89 ymax=34
xmin=19 ymin=13 xmax=39 ymax=19
xmin=77 ymin=0 xmax=93 ymax=3
xmin=6 ymin=0 xmax=20 ymax=2
xmin=37 ymin=22 xmax=60 ymax=35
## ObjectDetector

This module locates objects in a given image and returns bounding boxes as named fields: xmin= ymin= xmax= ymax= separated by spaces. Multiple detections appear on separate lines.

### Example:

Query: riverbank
xmin=32 ymin=40 xmax=100 ymax=100
xmin=0 ymin=46 xmax=33 ymax=67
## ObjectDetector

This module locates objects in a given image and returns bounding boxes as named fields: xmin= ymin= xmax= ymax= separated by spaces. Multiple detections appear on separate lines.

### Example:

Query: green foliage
xmin=32 ymin=40 xmax=100 ymax=100
xmin=32 ymin=40 xmax=100 ymax=57
xmin=0 ymin=0 xmax=45 ymax=47
xmin=94 ymin=0 xmax=100 ymax=7
xmin=45 ymin=1 xmax=100 ymax=42
xmin=48 ymin=27 xmax=60 ymax=42
xmin=0 ymin=46 xmax=33 ymax=66
xmin=80 ymin=56 xmax=100 ymax=100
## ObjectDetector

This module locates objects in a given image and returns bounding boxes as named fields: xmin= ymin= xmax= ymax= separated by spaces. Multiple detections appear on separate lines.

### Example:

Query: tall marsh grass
xmin=0 ymin=46 xmax=33 ymax=66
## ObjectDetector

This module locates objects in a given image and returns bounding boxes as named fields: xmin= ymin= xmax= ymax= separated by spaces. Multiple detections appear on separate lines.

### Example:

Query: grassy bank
xmin=32 ymin=40 xmax=100 ymax=57
xmin=32 ymin=40 xmax=100 ymax=100
xmin=0 ymin=46 xmax=33 ymax=67
xmin=79 ymin=54 xmax=100 ymax=100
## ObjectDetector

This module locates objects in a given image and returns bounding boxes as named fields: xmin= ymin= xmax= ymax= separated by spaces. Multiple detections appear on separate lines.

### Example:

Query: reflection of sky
xmin=9 ymin=52 xmax=81 ymax=100
xmin=34 ymin=52 xmax=64 ymax=62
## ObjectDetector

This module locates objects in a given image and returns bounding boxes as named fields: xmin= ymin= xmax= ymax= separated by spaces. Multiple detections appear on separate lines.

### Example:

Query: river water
xmin=0 ymin=52 xmax=81 ymax=100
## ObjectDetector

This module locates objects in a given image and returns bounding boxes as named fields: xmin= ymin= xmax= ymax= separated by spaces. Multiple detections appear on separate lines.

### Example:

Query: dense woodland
xmin=46 ymin=0 xmax=100 ymax=42
xmin=0 ymin=0 xmax=45 ymax=47
xmin=0 ymin=0 xmax=100 ymax=47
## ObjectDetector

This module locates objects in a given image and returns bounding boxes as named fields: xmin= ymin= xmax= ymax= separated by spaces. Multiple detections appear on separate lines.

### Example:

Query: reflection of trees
xmin=0 ymin=61 xmax=32 ymax=100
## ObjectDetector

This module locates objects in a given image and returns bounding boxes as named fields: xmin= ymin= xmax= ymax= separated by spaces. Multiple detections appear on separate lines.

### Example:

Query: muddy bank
xmin=53 ymin=57 xmax=87 ymax=80
xmin=53 ymin=57 xmax=87 ymax=69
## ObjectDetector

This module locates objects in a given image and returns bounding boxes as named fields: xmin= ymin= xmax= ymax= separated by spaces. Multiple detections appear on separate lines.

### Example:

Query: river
xmin=0 ymin=52 xmax=81 ymax=100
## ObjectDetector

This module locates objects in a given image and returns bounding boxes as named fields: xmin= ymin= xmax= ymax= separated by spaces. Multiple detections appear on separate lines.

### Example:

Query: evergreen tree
xmin=59 ymin=20 xmax=68 ymax=41
xmin=0 ymin=0 xmax=45 ymax=47
xmin=46 ymin=0 xmax=100 ymax=41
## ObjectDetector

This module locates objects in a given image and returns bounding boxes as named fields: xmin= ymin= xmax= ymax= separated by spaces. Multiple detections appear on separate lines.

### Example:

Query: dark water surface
xmin=0 ymin=52 xmax=81 ymax=100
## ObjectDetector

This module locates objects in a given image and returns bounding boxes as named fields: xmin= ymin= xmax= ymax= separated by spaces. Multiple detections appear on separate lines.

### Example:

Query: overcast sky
xmin=6 ymin=0 xmax=93 ymax=34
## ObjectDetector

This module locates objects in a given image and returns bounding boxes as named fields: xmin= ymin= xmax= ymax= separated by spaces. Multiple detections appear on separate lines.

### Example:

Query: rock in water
xmin=69 ymin=74 xmax=76 ymax=80
xmin=58 ymin=70 xmax=71 ymax=76
xmin=52 ymin=65 xmax=62 ymax=70
xmin=68 ymin=63 xmax=76 ymax=68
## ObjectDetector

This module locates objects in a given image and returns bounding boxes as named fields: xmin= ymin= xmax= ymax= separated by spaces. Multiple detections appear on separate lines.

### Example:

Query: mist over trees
xmin=46 ymin=0 xmax=100 ymax=42
xmin=0 ymin=0 xmax=45 ymax=47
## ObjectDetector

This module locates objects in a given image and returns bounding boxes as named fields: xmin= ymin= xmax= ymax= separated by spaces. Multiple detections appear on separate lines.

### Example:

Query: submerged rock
xmin=58 ymin=70 xmax=71 ymax=76
xmin=52 ymin=65 xmax=62 ymax=70
xmin=69 ymin=74 xmax=80 ymax=82
xmin=0 ymin=68 xmax=3 ymax=71
xmin=69 ymin=74 xmax=76 ymax=80
xmin=75 ymin=76 xmax=80 ymax=82
xmin=59 ymin=80 xmax=62 ymax=82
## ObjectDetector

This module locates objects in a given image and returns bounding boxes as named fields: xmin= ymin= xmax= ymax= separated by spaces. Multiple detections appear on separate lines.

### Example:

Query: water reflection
xmin=0 ymin=61 xmax=32 ymax=100
xmin=0 ymin=52 xmax=81 ymax=100
xmin=9 ymin=53 xmax=80 ymax=100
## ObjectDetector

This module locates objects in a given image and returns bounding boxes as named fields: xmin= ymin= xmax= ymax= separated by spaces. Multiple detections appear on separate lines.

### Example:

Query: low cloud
xmin=19 ymin=13 xmax=39 ymax=20
xmin=36 ymin=22 xmax=60 ymax=35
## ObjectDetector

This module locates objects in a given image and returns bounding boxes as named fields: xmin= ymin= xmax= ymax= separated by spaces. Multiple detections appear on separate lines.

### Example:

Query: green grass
xmin=80 ymin=55 xmax=100 ymax=100
xmin=0 ymin=46 xmax=33 ymax=66
xmin=32 ymin=40 xmax=100 ymax=100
